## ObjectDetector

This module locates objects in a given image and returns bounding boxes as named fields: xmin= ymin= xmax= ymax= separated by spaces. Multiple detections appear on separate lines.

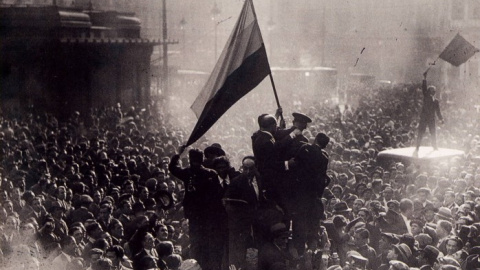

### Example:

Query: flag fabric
xmin=186 ymin=0 xmax=270 ymax=147
xmin=439 ymin=33 xmax=479 ymax=67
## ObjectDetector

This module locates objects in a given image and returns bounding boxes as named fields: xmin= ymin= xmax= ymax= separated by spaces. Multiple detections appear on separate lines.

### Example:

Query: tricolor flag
xmin=439 ymin=33 xmax=479 ymax=67
xmin=185 ymin=0 xmax=270 ymax=147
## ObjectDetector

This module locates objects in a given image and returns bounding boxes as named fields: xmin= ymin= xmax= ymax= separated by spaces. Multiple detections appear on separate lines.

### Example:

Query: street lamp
xmin=211 ymin=1 xmax=221 ymax=60
xmin=180 ymin=17 xmax=187 ymax=66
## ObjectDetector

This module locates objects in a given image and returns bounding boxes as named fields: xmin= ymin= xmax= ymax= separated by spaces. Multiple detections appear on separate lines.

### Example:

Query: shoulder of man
xmin=200 ymin=166 xmax=218 ymax=177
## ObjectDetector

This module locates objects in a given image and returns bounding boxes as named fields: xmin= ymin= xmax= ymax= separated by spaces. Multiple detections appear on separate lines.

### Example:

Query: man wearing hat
xmin=353 ymin=227 xmax=377 ymax=269
xmin=414 ymin=187 xmax=434 ymax=219
xmin=275 ymin=112 xmax=312 ymax=160
xmin=203 ymin=143 xmax=226 ymax=169
xmin=269 ymin=112 xmax=313 ymax=221
xmin=50 ymin=200 xmax=69 ymax=240
xmin=258 ymin=222 xmax=293 ymax=270
xmin=377 ymin=233 xmax=400 ymax=268
xmin=332 ymin=201 xmax=354 ymax=220
xmin=347 ymin=251 xmax=369 ymax=270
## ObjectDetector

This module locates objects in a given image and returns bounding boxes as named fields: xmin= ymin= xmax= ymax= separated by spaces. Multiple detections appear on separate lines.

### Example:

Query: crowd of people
xmin=0 ymin=73 xmax=480 ymax=270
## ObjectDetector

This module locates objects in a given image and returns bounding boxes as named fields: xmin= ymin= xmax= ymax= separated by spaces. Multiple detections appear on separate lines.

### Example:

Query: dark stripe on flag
xmin=186 ymin=45 xmax=269 ymax=146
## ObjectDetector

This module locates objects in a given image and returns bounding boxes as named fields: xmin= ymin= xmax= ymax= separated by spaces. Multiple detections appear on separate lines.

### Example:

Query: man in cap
xmin=258 ymin=222 xmax=294 ymax=270
xmin=275 ymin=112 xmax=312 ymax=159
xmin=50 ymin=200 xmax=69 ymax=240
xmin=415 ymin=70 xmax=444 ymax=151
xmin=353 ymin=228 xmax=377 ymax=269
xmin=414 ymin=187 xmax=434 ymax=218
xmin=377 ymin=232 xmax=400 ymax=267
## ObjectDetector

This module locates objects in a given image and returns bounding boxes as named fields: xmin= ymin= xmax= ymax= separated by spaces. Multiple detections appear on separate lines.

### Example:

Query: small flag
xmin=186 ymin=0 xmax=270 ymax=146
xmin=439 ymin=33 xmax=479 ymax=67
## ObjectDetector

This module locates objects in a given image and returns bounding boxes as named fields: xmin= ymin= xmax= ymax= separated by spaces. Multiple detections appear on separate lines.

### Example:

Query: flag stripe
xmin=186 ymin=0 xmax=271 ymax=146
xmin=191 ymin=0 xmax=265 ymax=118
xmin=186 ymin=44 xmax=269 ymax=146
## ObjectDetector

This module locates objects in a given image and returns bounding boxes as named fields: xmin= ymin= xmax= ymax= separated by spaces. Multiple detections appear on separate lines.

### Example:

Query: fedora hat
xmin=435 ymin=207 xmax=453 ymax=221
xmin=333 ymin=201 xmax=351 ymax=214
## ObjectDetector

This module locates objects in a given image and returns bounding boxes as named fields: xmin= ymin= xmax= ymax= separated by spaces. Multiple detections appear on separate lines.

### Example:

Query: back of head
xmin=257 ymin=114 xmax=269 ymax=127
xmin=92 ymin=258 xmax=113 ymax=270
xmin=156 ymin=241 xmax=174 ymax=258
xmin=165 ymin=254 xmax=183 ymax=269
xmin=188 ymin=149 xmax=203 ymax=163
xmin=259 ymin=115 xmax=277 ymax=129
xmin=315 ymin=133 xmax=330 ymax=148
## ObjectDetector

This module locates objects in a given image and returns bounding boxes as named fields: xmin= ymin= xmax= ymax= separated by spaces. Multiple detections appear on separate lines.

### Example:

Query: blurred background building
xmin=1 ymin=0 xmax=480 ymax=112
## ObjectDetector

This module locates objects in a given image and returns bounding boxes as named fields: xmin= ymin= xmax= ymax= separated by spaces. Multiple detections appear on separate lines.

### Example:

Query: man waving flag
xmin=185 ymin=0 xmax=271 ymax=147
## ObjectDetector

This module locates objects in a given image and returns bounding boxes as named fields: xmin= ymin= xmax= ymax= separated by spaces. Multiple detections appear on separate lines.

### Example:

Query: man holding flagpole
xmin=415 ymin=69 xmax=444 ymax=151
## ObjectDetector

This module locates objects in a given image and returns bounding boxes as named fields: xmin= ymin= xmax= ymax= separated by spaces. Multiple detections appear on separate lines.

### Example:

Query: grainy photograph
xmin=1 ymin=0 xmax=480 ymax=269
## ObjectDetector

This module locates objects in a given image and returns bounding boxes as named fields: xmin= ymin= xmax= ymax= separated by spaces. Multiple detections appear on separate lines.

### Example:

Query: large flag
xmin=185 ymin=0 xmax=270 ymax=147
xmin=439 ymin=33 xmax=479 ymax=67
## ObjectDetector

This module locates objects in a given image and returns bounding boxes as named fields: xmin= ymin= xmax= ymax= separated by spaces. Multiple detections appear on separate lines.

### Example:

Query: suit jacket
xmin=251 ymin=130 xmax=294 ymax=185
xmin=293 ymin=143 xmax=329 ymax=198
xmin=275 ymin=126 xmax=309 ymax=160
xmin=132 ymin=249 xmax=159 ymax=270
xmin=258 ymin=242 xmax=290 ymax=270
xmin=420 ymin=79 xmax=443 ymax=122
xmin=224 ymin=173 xmax=261 ymax=229
xmin=413 ymin=199 xmax=434 ymax=217
xmin=169 ymin=154 xmax=220 ymax=219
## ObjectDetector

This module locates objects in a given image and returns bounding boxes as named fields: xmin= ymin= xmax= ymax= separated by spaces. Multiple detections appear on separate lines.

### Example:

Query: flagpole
xmin=268 ymin=72 xmax=281 ymax=108
xmin=425 ymin=56 xmax=440 ymax=74
xmin=268 ymin=72 xmax=285 ymax=126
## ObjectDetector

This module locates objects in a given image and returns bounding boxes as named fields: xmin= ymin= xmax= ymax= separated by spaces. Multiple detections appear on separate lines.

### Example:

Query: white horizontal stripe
xmin=191 ymin=0 xmax=265 ymax=117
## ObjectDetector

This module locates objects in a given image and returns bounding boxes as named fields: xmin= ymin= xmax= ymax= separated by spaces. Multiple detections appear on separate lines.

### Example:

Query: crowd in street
xmin=0 ymin=77 xmax=480 ymax=270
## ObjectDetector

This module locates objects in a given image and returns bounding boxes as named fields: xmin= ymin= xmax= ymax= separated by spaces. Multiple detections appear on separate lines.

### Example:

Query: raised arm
xmin=168 ymin=154 xmax=190 ymax=182
xmin=422 ymin=70 xmax=428 ymax=96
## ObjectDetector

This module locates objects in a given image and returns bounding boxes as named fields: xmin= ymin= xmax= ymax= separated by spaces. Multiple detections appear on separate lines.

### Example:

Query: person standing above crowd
xmin=275 ymin=112 xmax=312 ymax=161
xmin=288 ymin=132 xmax=331 ymax=255
xmin=251 ymin=113 xmax=299 ymax=206
xmin=274 ymin=112 xmax=313 ymax=254
xmin=415 ymin=69 xmax=444 ymax=151
xmin=168 ymin=147 xmax=223 ymax=270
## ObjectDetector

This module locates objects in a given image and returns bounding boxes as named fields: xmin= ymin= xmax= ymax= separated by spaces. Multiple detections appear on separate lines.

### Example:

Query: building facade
xmin=0 ymin=5 xmax=159 ymax=116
